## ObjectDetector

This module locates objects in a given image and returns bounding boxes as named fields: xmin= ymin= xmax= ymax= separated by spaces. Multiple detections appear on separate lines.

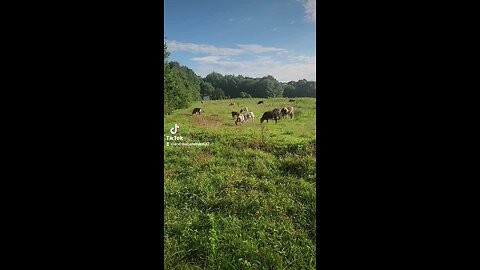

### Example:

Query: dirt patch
xmin=194 ymin=152 xmax=214 ymax=165
xmin=164 ymin=167 xmax=177 ymax=180
xmin=191 ymin=115 xmax=225 ymax=128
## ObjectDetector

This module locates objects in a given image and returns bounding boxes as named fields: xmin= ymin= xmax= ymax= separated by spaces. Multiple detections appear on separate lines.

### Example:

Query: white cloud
xmin=300 ymin=0 xmax=316 ymax=22
xmin=288 ymin=55 xmax=316 ymax=64
xmin=191 ymin=55 xmax=315 ymax=82
xmin=166 ymin=41 xmax=288 ymax=56
xmin=165 ymin=40 xmax=243 ymax=56
xmin=167 ymin=40 xmax=315 ymax=81
xmin=236 ymin=44 xmax=288 ymax=54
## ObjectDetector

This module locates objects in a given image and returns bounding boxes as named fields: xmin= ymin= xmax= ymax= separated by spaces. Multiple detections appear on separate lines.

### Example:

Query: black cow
xmin=257 ymin=101 xmax=264 ymax=105
xmin=289 ymin=99 xmax=295 ymax=102
xmin=231 ymin=111 xmax=240 ymax=118
xmin=260 ymin=109 xmax=280 ymax=124
xmin=192 ymin=108 xmax=202 ymax=115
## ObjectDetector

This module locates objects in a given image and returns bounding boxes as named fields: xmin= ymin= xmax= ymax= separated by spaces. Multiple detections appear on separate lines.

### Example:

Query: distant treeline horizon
xmin=164 ymin=42 xmax=316 ymax=113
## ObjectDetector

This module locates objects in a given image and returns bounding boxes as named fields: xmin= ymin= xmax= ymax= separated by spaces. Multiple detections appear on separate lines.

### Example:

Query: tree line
xmin=164 ymin=42 xmax=316 ymax=113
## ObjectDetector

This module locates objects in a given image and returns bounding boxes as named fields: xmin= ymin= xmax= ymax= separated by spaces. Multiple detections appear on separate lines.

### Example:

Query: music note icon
xmin=170 ymin=123 xmax=180 ymax=135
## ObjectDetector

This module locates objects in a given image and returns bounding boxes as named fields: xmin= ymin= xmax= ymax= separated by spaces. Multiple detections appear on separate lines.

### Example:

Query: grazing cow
xmin=289 ymin=99 xmax=295 ymax=102
xmin=245 ymin=112 xmax=255 ymax=122
xmin=229 ymin=102 xmax=236 ymax=106
xmin=235 ymin=114 xmax=245 ymax=125
xmin=240 ymin=107 xmax=248 ymax=113
xmin=201 ymin=101 xmax=204 ymax=104
xmin=280 ymin=106 xmax=294 ymax=119
xmin=257 ymin=101 xmax=264 ymax=105
xmin=285 ymin=106 xmax=293 ymax=119
xmin=231 ymin=111 xmax=240 ymax=118
xmin=192 ymin=108 xmax=202 ymax=115
xmin=260 ymin=110 xmax=280 ymax=124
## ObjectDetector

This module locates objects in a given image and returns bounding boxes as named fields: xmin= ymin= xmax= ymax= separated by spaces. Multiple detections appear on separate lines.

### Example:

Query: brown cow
xmin=280 ymin=106 xmax=294 ymax=119
xmin=235 ymin=114 xmax=245 ymax=125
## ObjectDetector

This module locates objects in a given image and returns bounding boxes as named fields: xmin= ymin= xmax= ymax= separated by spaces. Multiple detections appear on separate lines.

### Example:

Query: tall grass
xmin=164 ymin=98 xmax=316 ymax=269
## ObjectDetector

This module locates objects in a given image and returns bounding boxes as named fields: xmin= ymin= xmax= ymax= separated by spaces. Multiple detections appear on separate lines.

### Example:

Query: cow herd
xmin=192 ymin=100 xmax=295 ymax=126
xmin=232 ymin=101 xmax=295 ymax=126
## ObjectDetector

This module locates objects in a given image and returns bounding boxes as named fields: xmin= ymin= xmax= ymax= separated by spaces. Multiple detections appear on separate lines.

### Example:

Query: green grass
xmin=164 ymin=98 xmax=316 ymax=269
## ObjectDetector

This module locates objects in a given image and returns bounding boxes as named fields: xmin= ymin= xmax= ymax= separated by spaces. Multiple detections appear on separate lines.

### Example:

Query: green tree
xmin=164 ymin=42 xmax=179 ymax=114
xmin=210 ymin=88 xmax=227 ymax=100
xmin=168 ymin=61 xmax=202 ymax=103
xmin=205 ymin=72 xmax=226 ymax=93
xmin=200 ymin=81 xmax=215 ymax=98
xmin=164 ymin=42 xmax=202 ymax=113
xmin=256 ymin=75 xmax=283 ymax=98
xmin=282 ymin=83 xmax=296 ymax=98
xmin=239 ymin=91 xmax=252 ymax=98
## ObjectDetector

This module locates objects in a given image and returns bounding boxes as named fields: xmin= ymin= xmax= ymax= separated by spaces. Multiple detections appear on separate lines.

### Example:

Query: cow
xmin=281 ymin=106 xmax=294 ymax=119
xmin=260 ymin=109 xmax=280 ymax=124
xmin=257 ymin=101 xmax=264 ymax=105
xmin=289 ymin=99 xmax=295 ymax=102
xmin=286 ymin=106 xmax=294 ymax=118
xmin=192 ymin=108 xmax=202 ymax=115
xmin=235 ymin=114 xmax=245 ymax=125
xmin=240 ymin=107 xmax=248 ymax=113
xmin=245 ymin=112 xmax=255 ymax=122
xmin=229 ymin=102 xmax=236 ymax=106
xmin=201 ymin=101 xmax=204 ymax=104
xmin=231 ymin=111 xmax=240 ymax=118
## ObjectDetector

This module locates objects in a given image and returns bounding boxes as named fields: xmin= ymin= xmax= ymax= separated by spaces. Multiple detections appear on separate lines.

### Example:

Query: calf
xmin=260 ymin=110 xmax=280 ymax=124
xmin=285 ymin=106 xmax=294 ymax=119
xmin=235 ymin=114 xmax=245 ymax=125
xmin=231 ymin=111 xmax=240 ymax=118
xmin=257 ymin=101 xmax=264 ymax=105
xmin=281 ymin=106 xmax=294 ymax=119
xmin=245 ymin=112 xmax=255 ymax=121
xmin=192 ymin=108 xmax=202 ymax=115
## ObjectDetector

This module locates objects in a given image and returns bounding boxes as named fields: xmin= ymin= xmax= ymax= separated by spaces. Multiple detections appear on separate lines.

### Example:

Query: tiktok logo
xmin=170 ymin=123 xmax=180 ymax=135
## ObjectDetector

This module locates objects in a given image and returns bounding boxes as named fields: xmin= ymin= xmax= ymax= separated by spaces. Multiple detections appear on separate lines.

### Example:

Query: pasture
xmin=164 ymin=98 xmax=316 ymax=269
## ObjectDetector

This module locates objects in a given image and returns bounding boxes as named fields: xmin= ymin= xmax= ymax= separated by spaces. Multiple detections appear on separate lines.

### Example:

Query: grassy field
xmin=164 ymin=98 xmax=316 ymax=269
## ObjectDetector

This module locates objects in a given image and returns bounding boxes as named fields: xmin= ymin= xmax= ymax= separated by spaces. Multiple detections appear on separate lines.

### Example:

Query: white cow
xmin=240 ymin=107 xmax=249 ymax=113
xmin=235 ymin=114 xmax=245 ymax=125
xmin=245 ymin=112 xmax=255 ymax=122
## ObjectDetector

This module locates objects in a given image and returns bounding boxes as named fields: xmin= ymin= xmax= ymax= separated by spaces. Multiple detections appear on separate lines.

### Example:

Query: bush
xmin=239 ymin=91 xmax=252 ymax=98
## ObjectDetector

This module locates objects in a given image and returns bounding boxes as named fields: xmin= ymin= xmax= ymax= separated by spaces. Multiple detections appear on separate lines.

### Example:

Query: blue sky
xmin=164 ymin=0 xmax=316 ymax=82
